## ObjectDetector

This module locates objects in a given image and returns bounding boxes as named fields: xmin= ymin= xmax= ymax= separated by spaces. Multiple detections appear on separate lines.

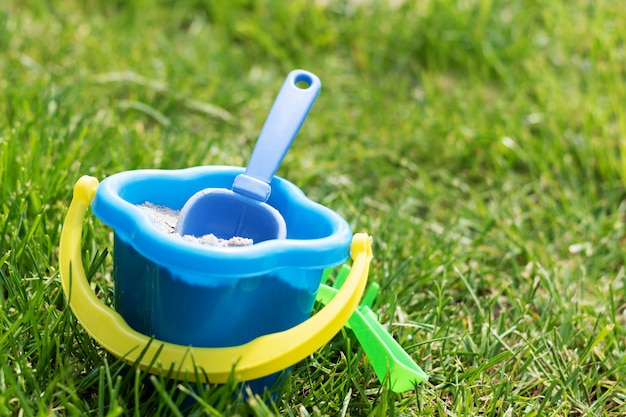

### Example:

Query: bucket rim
xmin=91 ymin=166 xmax=352 ymax=276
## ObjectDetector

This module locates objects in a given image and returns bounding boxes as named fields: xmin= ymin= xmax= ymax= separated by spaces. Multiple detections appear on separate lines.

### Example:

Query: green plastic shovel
xmin=317 ymin=265 xmax=428 ymax=393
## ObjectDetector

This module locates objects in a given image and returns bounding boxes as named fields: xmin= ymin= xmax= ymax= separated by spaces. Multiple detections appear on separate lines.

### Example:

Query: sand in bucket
xmin=138 ymin=202 xmax=254 ymax=247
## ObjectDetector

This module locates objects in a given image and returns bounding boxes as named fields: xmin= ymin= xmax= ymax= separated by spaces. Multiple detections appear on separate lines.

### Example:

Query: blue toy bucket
xmin=59 ymin=166 xmax=368 ymax=394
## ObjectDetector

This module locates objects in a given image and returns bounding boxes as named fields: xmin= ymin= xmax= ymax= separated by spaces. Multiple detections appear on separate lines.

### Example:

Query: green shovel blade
xmin=317 ymin=266 xmax=427 ymax=393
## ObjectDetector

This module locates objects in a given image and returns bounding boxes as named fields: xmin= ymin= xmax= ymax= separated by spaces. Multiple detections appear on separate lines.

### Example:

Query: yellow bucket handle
xmin=59 ymin=176 xmax=373 ymax=383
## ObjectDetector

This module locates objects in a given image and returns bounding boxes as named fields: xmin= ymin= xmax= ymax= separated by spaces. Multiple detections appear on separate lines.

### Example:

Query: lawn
xmin=1 ymin=0 xmax=626 ymax=415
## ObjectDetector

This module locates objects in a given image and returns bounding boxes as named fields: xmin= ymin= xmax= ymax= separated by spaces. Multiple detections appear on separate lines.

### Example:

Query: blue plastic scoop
xmin=176 ymin=70 xmax=321 ymax=243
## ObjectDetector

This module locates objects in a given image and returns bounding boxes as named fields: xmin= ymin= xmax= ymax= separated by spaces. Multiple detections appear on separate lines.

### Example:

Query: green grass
xmin=2 ymin=0 xmax=626 ymax=415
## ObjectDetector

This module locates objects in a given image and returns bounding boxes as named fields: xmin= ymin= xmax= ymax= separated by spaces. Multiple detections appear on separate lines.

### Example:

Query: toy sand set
xmin=59 ymin=70 xmax=427 ymax=397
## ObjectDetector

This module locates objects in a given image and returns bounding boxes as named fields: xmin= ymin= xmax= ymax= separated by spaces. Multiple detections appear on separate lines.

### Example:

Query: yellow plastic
xmin=59 ymin=175 xmax=372 ymax=383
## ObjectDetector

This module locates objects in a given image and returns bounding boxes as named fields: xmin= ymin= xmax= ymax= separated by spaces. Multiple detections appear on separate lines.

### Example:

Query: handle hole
xmin=294 ymin=73 xmax=313 ymax=90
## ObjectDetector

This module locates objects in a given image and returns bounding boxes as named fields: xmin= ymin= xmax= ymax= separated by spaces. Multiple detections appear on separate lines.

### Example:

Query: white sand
xmin=138 ymin=202 xmax=254 ymax=247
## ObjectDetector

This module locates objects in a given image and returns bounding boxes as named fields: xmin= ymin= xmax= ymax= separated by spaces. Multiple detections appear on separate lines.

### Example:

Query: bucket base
xmin=126 ymin=365 xmax=288 ymax=412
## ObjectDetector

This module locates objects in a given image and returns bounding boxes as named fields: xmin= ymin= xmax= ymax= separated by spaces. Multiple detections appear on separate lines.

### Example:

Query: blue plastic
xmin=173 ymin=189 xmax=286 ymax=243
xmin=233 ymin=70 xmax=321 ymax=200
xmin=176 ymin=70 xmax=321 ymax=241
xmin=91 ymin=166 xmax=352 ymax=350
xmin=171 ymin=188 xmax=287 ymax=243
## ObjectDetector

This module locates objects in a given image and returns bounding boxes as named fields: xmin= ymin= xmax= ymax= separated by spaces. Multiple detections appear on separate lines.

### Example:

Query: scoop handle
xmin=232 ymin=69 xmax=321 ymax=201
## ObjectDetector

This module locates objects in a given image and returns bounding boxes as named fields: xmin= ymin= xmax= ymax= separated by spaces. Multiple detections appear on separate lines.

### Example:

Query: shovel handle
xmin=232 ymin=70 xmax=321 ymax=201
